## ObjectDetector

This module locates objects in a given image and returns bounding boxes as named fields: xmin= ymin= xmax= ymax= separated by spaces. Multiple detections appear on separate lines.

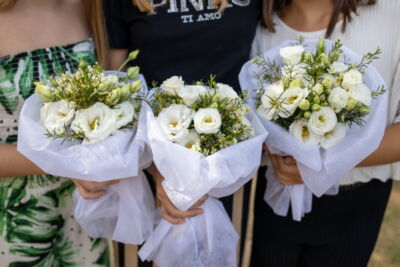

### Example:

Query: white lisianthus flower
xmin=161 ymin=76 xmax=184 ymax=95
xmin=330 ymin=61 xmax=348 ymax=73
xmin=328 ymin=87 xmax=349 ymax=113
xmin=194 ymin=108 xmax=222 ymax=134
xmin=279 ymin=86 xmax=304 ymax=118
xmin=157 ymin=104 xmax=195 ymax=142
xmin=71 ymin=102 xmax=118 ymax=144
xmin=308 ymin=106 xmax=338 ymax=135
xmin=321 ymin=123 xmax=347 ymax=149
xmin=40 ymin=100 xmax=75 ymax=135
xmin=114 ymin=101 xmax=135 ymax=129
xmin=216 ymin=83 xmax=239 ymax=99
xmin=342 ymin=69 xmax=363 ymax=89
xmin=280 ymin=45 xmax=305 ymax=65
xmin=175 ymin=130 xmax=201 ymax=151
xmin=348 ymin=83 xmax=372 ymax=106
xmin=178 ymin=85 xmax=207 ymax=106
xmin=289 ymin=119 xmax=322 ymax=146
xmin=258 ymin=81 xmax=284 ymax=120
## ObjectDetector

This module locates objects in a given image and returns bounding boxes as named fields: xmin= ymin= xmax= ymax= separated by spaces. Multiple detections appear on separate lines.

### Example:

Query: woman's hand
xmin=72 ymin=179 xmax=120 ymax=200
xmin=267 ymin=147 xmax=304 ymax=185
xmin=152 ymin=166 xmax=207 ymax=224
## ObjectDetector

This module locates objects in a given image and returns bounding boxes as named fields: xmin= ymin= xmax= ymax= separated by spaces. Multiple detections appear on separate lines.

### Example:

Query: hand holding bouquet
xmin=239 ymin=38 xmax=388 ymax=220
xmin=17 ymin=51 xmax=155 ymax=244
xmin=139 ymin=76 xmax=267 ymax=267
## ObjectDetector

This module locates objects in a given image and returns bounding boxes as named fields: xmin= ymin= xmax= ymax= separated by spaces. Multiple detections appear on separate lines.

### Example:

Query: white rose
xmin=175 ymin=130 xmax=201 ymax=151
xmin=282 ymin=63 xmax=308 ymax=80
xmin=289 ymin=119 xmax=322 ymax=146
xmin=71 ymin=102 xmax=118 ymax=144
xmin=194 ymin=108 xmax=222 ymax=134
xmin=216 ymin=83 xmax=239 ymax=99
xmin=258 ymin=81 xmax=284 ymax=120
xmin=161 ymin=76 xmax=184 ymax=95
xmin=114 ymin=101 xmax=135 ymax=129
xmin=156 ymin=104 xmax=195 ymax=142
xmin=280 ymin=45 xmax=305 ymax=65
xmin=178 ymin=85 xmax=207 ymax=106
xmin=40 ymin=100 xmax=75 ymax=135
xmin=321 ymin=123 xmax=347 ymax=149
xmin=308 ymin=106 xmax=338 ymax=135
xmin=328 ymin=87 xmax=349 ymax=113
xmin=348 ymin=83 xmax=372 ymax=106
xmin=342 ymin=69 xmax=363 ymax=89
xmin=279 ymin=86 xmax=304 ymax=118
xmin=330 ymin=61 xmax=348 ymax=73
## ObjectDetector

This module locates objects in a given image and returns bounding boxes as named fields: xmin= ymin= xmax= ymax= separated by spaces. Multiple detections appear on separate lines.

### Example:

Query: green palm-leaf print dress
xmin=0 ymin=39 xmax=109 ymax=267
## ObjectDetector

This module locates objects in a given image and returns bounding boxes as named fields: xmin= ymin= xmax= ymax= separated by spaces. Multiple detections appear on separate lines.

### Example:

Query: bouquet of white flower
xmin=138 ymin=76 xmax=268 ymax=267
xmin=239 ymin=38 xmax=389 ymax=221
xmin=17 ymin=51 xmax=155 ymax=245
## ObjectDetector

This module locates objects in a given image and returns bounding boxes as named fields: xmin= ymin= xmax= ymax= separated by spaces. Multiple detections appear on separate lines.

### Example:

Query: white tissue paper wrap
xmin=18 ymin=74 xmax=155 ymax=244
xmin=239 ymin=39 xmax=389 ymax=221
xmin=138 ymin=103 xmax=268 ymax=267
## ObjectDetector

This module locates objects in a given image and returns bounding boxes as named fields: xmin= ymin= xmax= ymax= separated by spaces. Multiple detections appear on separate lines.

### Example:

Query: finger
xmin=76 ymin=184 xmax=107 ymax=200
xmin=191 ymin=195 xmax=208 ymax=208
xmin=284 ymin=156 xmax=297 ymax=165
xmin=161 ymin=207 xmax=185 ymax=224
xmin=275 ymin=156 xmax=299 ymax=176
xmin=167 ymin=201 xmax=203 ymax=219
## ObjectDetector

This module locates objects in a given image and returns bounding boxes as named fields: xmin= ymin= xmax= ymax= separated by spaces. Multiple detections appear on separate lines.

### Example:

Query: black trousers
xmin=251 ymin=168 xmax=393 ymax=267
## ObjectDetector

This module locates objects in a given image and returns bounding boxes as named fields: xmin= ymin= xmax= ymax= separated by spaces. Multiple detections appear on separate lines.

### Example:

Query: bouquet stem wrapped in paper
xmin=138 ymin=77 xmax=268 ymax=267
xmin=239 ymin=38 xmax=389 ymax=221
xmin=17 ymin=52 xmax=155 ymax=244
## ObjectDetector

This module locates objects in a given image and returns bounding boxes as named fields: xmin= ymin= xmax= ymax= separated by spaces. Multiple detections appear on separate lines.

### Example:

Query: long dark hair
xmin=262 ymin=0 xmax=377 ymax=37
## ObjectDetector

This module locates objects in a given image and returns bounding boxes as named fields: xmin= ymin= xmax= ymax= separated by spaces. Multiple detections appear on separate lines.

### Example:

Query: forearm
xmin=358 ymin=123 xmax=400 ymax=167
xmin=0 ymin=143 xmax=44 ymax=177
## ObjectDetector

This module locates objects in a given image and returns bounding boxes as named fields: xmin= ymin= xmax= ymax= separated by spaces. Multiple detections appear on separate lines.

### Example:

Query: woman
xmin=251 ymin=0 xmax=400 ymax=266
xmin=0 ymin=0 xmax=111 ymax=265
xmin=103 ymin=0 xmax=261 ymax=266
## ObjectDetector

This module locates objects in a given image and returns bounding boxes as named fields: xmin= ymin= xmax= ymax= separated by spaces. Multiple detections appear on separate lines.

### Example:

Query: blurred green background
xmin=370 ymin=182 xmax=400 ymax=267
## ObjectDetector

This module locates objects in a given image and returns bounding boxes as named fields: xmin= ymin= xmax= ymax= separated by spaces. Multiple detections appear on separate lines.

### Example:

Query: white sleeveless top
xmin=251 ymin=0 xmax=400 ymax=185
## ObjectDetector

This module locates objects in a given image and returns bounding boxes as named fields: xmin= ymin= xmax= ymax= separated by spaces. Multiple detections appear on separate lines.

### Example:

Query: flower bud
xmin=304 ymin=111 xmax=312 ymax=118
xmin=99 ymin=81 xmax=113 ymax=92
xmin=129 ymin=80 xmax=141 ymax=93
xmin=78 ymin=60 xmax=89 ymax=69
xmin=346 ymin=98 xmax=358 ymax=110
xmin=127 ymin=66 xmax=140 ymax=80
xmin=322 ymin=77 xmax=334 ymax=89
xmin=35 ymin=82 xmax=54 ymax=102
xmin=317 ymin=37 xmax=326 ymax=54
xmin=312 ymin=104 xmax=321 ymax=111
xmin=313 ymin=95 xmax=320 ymax=104
xmin=299 ymin=99 xmax=310 ymax=111
xmin=358 ymin=106 xmax=371 ymax=114
xmin=320 ymin=53 xmax=330 ymax=66
xmin=252 ymin=58 xmax=261 ymax=65
xmin=128 ymin=50 xmax=140 ymax=61
xmin=303 ymin=53 xmax=312 ymax=63
xmin=105 ymin=89 xmax=121 ymax=106
xmin=283 ymin=77 xmax=291 ymax=89
xmin=120 ymin=84 xmax=132 ymax=100
xmin=312 ymin=83 xmax=324 ymax=95
xmin=209 ymin=102 xmax=219 ymax=109
xmin=331 ymin=52 xmax=340 ymax=62
xmin=289 ymin=79 xmax=302 ymax=88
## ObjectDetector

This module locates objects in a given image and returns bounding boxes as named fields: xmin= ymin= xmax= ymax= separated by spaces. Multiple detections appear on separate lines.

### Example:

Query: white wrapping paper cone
xmin=239 ymin=39 xmax=389 ymax=220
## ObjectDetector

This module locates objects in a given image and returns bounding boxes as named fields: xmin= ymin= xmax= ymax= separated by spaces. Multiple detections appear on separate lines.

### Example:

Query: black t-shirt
xmin=104 ymin=0 xmax=261 ymax=90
